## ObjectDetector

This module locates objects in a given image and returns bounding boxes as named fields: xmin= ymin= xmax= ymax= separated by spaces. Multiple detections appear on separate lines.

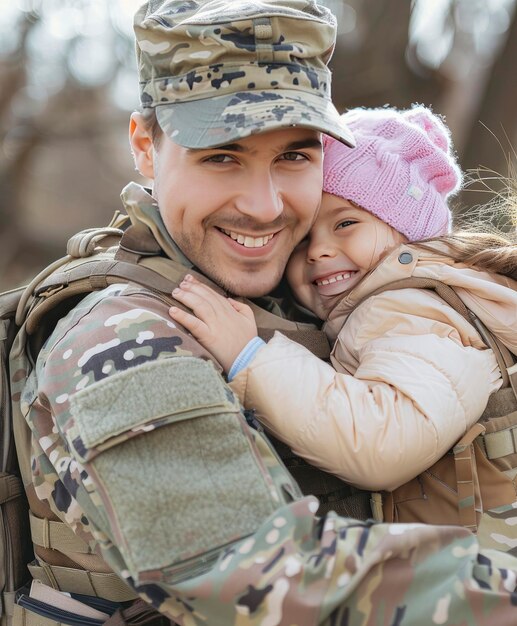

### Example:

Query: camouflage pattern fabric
xmin=478 ymin=503 xmax=517 ymax=556
xmin=12 ymin=184 xmax=517 ymax=625
xmin=134 ymin=0 xmax=355 ymax=148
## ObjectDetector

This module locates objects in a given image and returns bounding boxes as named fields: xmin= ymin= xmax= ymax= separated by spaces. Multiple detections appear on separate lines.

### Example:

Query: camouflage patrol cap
xmin=134 ymin=0 xmax=355 ymax=148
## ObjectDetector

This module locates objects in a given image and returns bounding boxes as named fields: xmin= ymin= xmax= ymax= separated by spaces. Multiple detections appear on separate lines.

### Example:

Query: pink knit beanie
xmin=323 ymin=106 xmax=462 ymax=241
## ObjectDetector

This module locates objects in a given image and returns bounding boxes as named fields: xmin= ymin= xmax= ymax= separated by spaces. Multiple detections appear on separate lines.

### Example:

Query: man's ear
xmin=129 ymin=112 xmax=155 ymax=179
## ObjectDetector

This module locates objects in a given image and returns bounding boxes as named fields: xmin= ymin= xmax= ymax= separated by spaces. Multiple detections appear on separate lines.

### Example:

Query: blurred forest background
xmin=1 ymin=0 xmax=516 ymax=290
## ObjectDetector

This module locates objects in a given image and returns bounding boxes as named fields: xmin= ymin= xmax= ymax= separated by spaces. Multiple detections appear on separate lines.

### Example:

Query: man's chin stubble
xmin=220 ymin=273 xmax=283 ymax=298
xmin=200 ymin=262 xmax=283 ymax=298
xmin=176 ymin=237 xmax=285 ymax=297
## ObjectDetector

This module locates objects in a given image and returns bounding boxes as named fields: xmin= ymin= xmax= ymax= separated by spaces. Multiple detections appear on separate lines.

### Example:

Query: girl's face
xmin=286 ymin=192 xmax=407 ymax=318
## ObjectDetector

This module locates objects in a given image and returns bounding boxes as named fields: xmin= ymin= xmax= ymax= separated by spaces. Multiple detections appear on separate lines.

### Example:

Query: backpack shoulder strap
xmin=19 ymin=222 xmax=331 ymax=361
xmin=355 ymin=276 xmax=517 ymax=395
xmin=0 ymin=289 xmax=33 ymax=614
xmin=1 ymin=287 xmax=26 ymax=319
xmin=362 ymin=276 xmax=472 ymax=321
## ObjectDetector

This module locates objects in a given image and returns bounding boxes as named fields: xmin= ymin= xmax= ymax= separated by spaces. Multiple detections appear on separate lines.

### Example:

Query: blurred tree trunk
xmin=0 ymin=11 xmax=44 ymax=283
xmin=330 ymin=0 xmax=446 ymax=111
xmin=460 ymin=7 xmax=517 ymax=210
xmin=0 ymin=11 xmax=128 ymax=289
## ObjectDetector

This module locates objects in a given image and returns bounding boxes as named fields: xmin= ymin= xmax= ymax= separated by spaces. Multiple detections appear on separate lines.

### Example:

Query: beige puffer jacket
xmin=230 ymin=244 xmax=517 ymax=491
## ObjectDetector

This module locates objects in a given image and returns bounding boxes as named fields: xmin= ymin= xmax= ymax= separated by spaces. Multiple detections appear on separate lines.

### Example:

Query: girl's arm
xmin=228 ymin=289 xmax=500 ymax=492
xmin=169 ymin=279 xmax=500 ymax=492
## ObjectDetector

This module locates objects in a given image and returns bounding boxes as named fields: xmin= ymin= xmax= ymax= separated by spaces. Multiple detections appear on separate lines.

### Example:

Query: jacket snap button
xmin=398 ymin=252 xmax=413 ymax=265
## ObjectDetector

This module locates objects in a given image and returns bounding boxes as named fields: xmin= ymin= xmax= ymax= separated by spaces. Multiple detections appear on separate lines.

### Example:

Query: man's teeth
xmin=221 ymin=229 xmax=274 ymax=248
xmin=315 ymin=272 xmax=353 ymax=286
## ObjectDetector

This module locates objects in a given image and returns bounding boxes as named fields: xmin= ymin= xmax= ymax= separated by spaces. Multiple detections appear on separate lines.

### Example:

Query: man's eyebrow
xmin=187 ymin=143 xmax=248 ymax=153
xmin=186 ymin=137 xmax=322 ymax=154
xmin=284 ymin=138 xmax=322 ymax=151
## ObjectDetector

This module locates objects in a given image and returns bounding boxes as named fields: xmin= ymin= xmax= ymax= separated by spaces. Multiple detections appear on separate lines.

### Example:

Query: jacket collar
xmin=325 ymin=244 xmax=421 ymax=323
xmin=120 ymin=182 xmax=193 ymax=267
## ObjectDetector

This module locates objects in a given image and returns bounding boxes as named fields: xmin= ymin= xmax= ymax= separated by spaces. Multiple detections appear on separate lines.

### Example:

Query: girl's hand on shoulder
xmin=169 ymin=274 xmax=258 ymax=372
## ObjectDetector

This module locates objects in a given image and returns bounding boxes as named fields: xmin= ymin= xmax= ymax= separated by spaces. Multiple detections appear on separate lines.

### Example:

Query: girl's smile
xmin=286 ymin=193 xmax=407 ymax=318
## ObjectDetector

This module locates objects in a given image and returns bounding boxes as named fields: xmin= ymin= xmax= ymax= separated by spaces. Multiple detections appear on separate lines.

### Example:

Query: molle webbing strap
xmin=482 ymin=428 xmax=517 ymax=460
xmin=370 ymin=492 xmax=383 ymax=522
xmin=357 ymin=276 xmax=516 ymax=390
xmin=257 ymin=328 xmax=330 ymax=360
xmin=0 ymin=474 xmax=27 ymax=611
xmin=0 ymin=473 xmax=23 ymax=505
xmin=34 ymin=259 xmax=182 ymax=297
xmin=28 ymin=562 xmax=136 ymax=602
xmin=29 ymin=513 xmax=92 ymax=555
xmin=24 ymin=259 xmax=184 ymax=336
xmin=452 ymin=423 xmax=486 ymax=532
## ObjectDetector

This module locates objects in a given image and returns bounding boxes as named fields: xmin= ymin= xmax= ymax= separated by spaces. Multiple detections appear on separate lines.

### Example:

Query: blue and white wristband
xmin=227 ymin=337 xmax=266 ymax=381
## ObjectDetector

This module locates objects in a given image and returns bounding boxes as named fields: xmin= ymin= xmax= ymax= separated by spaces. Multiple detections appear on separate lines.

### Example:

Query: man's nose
xmin=235 ymin=171 xmax=284 ymax=223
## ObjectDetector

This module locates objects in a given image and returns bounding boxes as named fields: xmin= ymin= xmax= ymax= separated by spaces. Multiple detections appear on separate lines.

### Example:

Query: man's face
xmin=131 ymin=116 xmax=323 ymax=297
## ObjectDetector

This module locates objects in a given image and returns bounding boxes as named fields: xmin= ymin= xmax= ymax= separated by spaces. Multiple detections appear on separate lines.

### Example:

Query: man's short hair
xmin=140 ymin=107 xmax=162 ymax=146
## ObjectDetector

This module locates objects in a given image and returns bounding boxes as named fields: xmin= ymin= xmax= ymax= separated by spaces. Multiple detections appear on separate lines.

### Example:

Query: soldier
xmin=13 ymin=0 xmax=517 ymax=625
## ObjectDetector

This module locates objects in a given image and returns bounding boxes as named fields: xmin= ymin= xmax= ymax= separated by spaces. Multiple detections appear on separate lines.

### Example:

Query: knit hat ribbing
xmin=323 ymin=106 xmax=463 ymax=242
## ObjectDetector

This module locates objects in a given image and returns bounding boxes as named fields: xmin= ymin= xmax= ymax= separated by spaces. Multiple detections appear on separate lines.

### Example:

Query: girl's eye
xmin=280 ymin=151 xmax=307 ymax=162
xmin=336 ymin=220 xmax=356 ymax=230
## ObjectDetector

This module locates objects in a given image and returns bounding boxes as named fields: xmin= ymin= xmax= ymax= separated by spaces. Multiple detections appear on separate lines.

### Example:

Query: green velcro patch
xmin=68 ymin=356 xmax=280 ymax=579
xmin=68 ymin=357 xmax=240 ymax=457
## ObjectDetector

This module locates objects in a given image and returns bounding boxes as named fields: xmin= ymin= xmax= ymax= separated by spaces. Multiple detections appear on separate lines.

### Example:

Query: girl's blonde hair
xmin=415 ymin=232 xmax=516 ymax=278
xmin=414 ymin=177 xmax=517 ymax=279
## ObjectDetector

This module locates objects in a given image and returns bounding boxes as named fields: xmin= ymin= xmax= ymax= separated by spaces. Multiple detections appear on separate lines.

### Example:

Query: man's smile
xmin=215 ymin=227 xmax=280 ymax=259
xmin=218 ymin=228 xmax=276 ymax=249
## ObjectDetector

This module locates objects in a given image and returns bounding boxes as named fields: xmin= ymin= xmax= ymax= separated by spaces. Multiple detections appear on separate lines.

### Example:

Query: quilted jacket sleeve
xmin=230 ymin=289 xmax=501 ymax=491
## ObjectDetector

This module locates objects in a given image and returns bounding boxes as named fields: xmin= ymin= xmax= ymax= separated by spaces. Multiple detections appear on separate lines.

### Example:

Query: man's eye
xmin=281 ymin=151 xmax=307 ymax=162
xmin=336 ymin=220 xmax=356 ymax=230
xmin=204 ymin=154 xmax=234 ymax=163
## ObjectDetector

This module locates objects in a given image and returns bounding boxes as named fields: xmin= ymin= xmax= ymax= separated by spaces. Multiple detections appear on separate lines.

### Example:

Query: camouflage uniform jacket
xmin=15 ymin=183 xmax=517 ymax=625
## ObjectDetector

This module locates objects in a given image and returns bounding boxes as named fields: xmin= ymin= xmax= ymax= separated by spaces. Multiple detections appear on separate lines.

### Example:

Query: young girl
xmin=169 ymin=106 xmax=517 ymax=534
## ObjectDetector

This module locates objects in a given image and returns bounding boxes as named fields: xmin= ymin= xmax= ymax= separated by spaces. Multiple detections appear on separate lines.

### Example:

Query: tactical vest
xmin=9 ymin=217 xmax=371 ymax=626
